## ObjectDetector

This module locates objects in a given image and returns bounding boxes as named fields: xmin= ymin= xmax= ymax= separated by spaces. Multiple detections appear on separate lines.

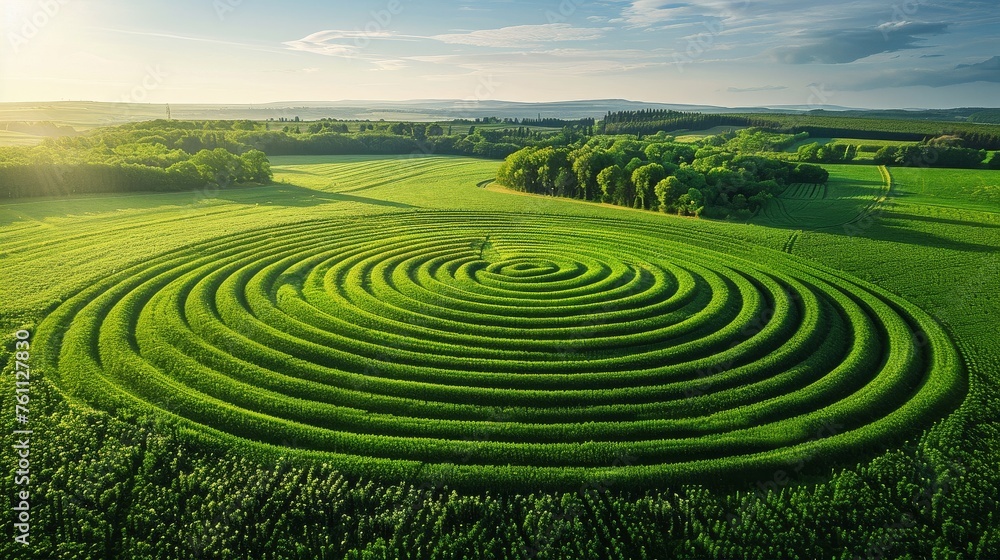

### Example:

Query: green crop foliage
xmin=31 ymin=206 xmax=963 ymax=490
xmin=4 ymin=153 xmax=1000 ymax=559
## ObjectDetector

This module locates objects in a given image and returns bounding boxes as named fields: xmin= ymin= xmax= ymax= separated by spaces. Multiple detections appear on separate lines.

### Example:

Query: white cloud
xmin=371 ymin=59 xmax=408 ymax=71
xmin=843 ymin=55 xmax=1000 ymax=89
xmin=403 ymin=48 xmax=669 ymax=76
xmin=430 ymin=24 xmax=606 ymax=48
xmin=281 ymin=29 xmax=408 ymax=57
xmin=618 ymin=0 xmax=746 ymax=27
xmin=727 ymin=84 xmax=788 ymax=93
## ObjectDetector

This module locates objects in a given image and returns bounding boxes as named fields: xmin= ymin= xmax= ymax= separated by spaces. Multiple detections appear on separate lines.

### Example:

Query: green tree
xmin=655 ymin=176 xmax=681 ymax=212
xmin=189 ymin=148 xmax=241 ymax=186
xmin=797 ymin=142 xmax=822 ymax=163
xmin=239 ymin=149 xmax=272 ymax=183
xmin=631 ymin=163 xmax=666 ymax=210
xmin=597 ymin=165 xmax=626 ymax=205
xmin=677 ymin=187 xmax=704 ymax=216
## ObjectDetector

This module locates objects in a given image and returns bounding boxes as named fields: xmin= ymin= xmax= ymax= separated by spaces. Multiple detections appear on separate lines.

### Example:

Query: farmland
xmin=756 ymin=164 xmax=889 ymax=230
xmin=2 ymin=149 xmax=999 ymax=558
xmin=8 ymin=0 xmax=1000 ymax=552
xmin=29 ymin=201 xmax=963 ymax=489
xmin=890 ymin=167 xmax=1000 ymax=213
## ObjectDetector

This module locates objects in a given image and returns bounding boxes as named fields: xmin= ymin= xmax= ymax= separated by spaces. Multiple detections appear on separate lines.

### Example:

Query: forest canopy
xmin=497 ymin=131 xmax=829 ymax=219
xmin=0 ymin=136 xmax=272 ymax=198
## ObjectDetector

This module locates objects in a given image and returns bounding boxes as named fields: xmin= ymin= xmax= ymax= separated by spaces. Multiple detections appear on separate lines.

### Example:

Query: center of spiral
xmin=488 ymin=258 xmax=560 ymax=278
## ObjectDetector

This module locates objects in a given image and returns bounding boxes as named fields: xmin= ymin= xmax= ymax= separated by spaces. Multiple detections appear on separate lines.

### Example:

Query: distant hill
xmin=1 ymin=100 xmax=997 ymax=135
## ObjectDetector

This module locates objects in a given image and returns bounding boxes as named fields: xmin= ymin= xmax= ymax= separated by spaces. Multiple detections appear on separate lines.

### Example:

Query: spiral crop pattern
xmin=36 ymin=211 xmax=964 ymax=489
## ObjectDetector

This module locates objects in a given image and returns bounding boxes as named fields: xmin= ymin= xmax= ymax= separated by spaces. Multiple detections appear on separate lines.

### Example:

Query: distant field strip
xmin=35 ymin=211 xmax=963 ymax=489
xmin=758 ymin=165 xmax=889 ymax=230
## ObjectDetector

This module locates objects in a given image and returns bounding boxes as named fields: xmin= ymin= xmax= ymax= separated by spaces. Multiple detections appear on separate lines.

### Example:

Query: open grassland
xmin=889 ymin=167 xmax=1000 ymax=214
xmin=0 ymin=129 xmax=44 ymax=147
xmin=673 ymin=126 xmax=747 ymax=142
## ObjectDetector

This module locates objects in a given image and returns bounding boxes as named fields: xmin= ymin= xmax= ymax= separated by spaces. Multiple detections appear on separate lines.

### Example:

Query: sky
xmin=1 ymin=0 xmax=998 ymax=109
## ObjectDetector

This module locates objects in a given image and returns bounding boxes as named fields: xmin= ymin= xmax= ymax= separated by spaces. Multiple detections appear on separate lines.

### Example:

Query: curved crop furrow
xmin=32 ymin=210 xmax=965 ymax=490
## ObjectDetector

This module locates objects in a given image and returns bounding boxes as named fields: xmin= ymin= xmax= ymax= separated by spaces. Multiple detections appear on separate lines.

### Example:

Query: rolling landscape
xmin=2 ymin=1 xmax=999 ymax=559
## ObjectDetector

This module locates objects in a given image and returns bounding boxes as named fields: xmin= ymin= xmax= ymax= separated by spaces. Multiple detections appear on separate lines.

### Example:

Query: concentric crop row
xmin=35 ymin=211 xmax=964 ymax=489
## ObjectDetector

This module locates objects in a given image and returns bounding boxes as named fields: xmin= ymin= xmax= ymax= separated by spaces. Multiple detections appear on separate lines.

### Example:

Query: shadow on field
xmin=0 ymin=182 xmax=417 ymax=227
xmin=844 ymin=219 xmax=998 ymax=253
xmin=829 ymin=177 xmax=884 ymax=187
xmin=879 ymin=210 xmax=1000 ymax=230
xmin=216 ymin=182 xmax=417 ymax=209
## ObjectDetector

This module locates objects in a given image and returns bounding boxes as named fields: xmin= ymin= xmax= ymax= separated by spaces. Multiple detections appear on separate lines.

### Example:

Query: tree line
xmin=49 ymin=119 xmax=583 ymax=161
xmin=0 ymin=139 xmax=271 ymax=198
xmin=497 ymin=131 xmax=828 ymax=219
xmin=602 ymin=110 xmax=1000 ymax=150
xmin=795 ymin=138 xmax=1000 ymax=169
xmin=0 ymin=119 xmax=588 ymax=198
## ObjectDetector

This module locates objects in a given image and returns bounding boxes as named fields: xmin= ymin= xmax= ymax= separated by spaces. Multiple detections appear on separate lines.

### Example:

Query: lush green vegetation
xmin=0 ymin=117 xmax=593 ymax=198
xmin=889 ymin=167 xmax=1000 ymax=214
xmin=1 ymin=148 xmax=999 ymax=559
xmin=756 ymin=165 xmax=890 ymax=231
xmin=27 ymin=207 xmax=963 ymax=490
xmin=497 ymin=131 xmax=828 ymax=219
xmin=602 ymin=110 xmax=1000 ymax=150
xmin=73 ymin=118 xmax=583 ymax=160
xmin=0 ymin=137 xmax=272 ymax=198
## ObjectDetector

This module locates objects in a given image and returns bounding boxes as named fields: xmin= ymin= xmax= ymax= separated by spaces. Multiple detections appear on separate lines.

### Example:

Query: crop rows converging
xmin=34 ymin=211 xmax=964 ymax=489
xmin=780 ymin=183 xmax=827 ymax=200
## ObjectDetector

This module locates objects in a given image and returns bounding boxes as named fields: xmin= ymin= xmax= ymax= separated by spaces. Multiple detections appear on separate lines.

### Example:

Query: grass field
xmin=2 ymin=155 xmax=999 ymax=557
xmin=0 ymin=154 xmax=974 ymax=487
xmin=756 ymin=164 xmax=889 ymax=230
xmin=889 ymin=167 xmax=1000 ymax=214
xmin=0 ymin=130 xmax=45 ymax=147
xmin=784 ymin=137 xmax=920 ymax=153
xmin=673 ymin=126 xmax=747 ymax=142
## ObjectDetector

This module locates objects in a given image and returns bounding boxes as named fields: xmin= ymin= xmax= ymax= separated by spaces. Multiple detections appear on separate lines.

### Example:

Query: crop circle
xmin=36 ymin=212 xmax=964 ymax=489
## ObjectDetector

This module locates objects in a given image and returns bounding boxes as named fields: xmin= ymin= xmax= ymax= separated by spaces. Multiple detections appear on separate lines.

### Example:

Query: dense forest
xmin=88 ymin=119 xmax=585 ymax=159
xmin=0 ymin=127 xmax=273 ymax=198
xmin=497 ymin=131 xmax=828 ymax=219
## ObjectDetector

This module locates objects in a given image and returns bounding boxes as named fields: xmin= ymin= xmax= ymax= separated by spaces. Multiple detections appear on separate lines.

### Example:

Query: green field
xmin=2 ymin=155 xmax=999 ymax=558
xmin=673 ymin=126 xmax=747 ymax=142
xmin=756 ymin=164 xmax=889 ymax=230
xmin=0 ymin=130 xmax=44 ymax=147
xmin=784 ymin=137 xmax=921 ymax=152
xmin=890 ymin=167 xmax=1000 ymax=213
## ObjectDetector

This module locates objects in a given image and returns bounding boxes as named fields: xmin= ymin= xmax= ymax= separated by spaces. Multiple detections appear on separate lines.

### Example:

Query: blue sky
xmin=1 ymin=0 xmax=998 ymax=108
